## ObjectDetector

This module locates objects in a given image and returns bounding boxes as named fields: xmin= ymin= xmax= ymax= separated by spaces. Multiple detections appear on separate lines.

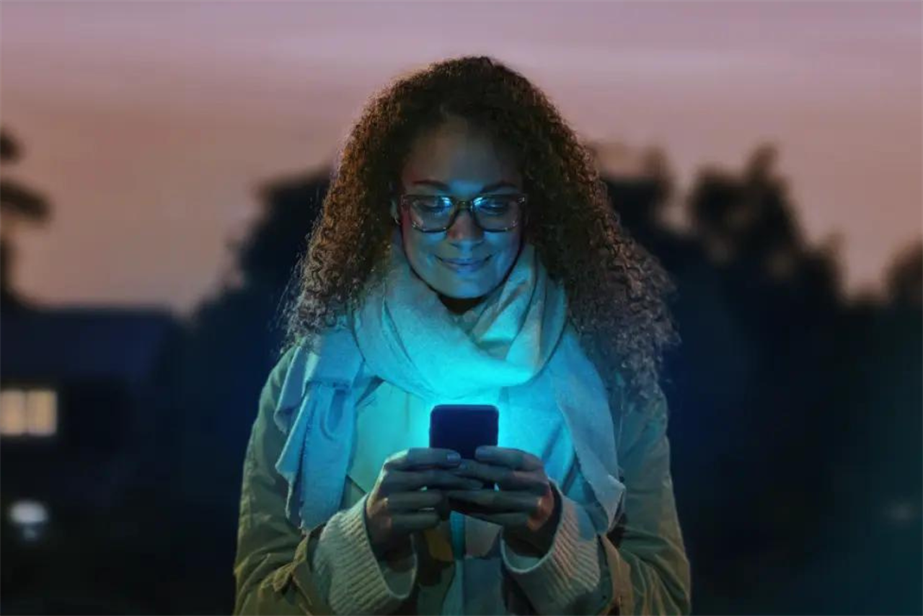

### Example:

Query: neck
xmin=439 ymin=294 xmax=485 ymax=315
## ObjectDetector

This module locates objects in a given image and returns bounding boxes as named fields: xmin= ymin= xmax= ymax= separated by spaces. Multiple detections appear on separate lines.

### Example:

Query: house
xmin=0 ymin=305 xmax=183 ymax=613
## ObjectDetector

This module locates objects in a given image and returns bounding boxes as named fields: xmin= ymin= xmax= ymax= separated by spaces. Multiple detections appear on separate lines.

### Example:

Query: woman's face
xmin=391 ymin=117 xmax=524 ymax=305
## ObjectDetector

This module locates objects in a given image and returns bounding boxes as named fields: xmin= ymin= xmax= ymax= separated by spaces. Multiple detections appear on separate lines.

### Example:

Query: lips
xmin=436 ymin=255 xmax=490 ymax=266
xmin=436 ymin=254 xmax=491 ymax=272
xmin=438 ymin=256 xmax=489 ymax=265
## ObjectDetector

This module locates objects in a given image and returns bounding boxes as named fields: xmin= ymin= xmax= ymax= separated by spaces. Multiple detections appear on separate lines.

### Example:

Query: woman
xmin=233 ymin=56 xmax=691 ymax=615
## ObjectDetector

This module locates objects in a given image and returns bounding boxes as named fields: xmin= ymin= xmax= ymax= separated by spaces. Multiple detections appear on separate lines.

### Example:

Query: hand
xmin=446 ymin=446 xmax=561 ymax=557
xmin=364 ymin=447 xmax=484 ymax=560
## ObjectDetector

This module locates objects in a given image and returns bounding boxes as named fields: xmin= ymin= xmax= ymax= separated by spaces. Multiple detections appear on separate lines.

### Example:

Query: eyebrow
xmin=410 ymin=180 xmax=519 ymax=193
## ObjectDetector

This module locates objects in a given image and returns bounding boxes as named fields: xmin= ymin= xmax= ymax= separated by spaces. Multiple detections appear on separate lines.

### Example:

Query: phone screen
xmin=430 ymin=404 xmax=499 ymax=490
xmin=429 ymin=404 xmax=499 ymax=461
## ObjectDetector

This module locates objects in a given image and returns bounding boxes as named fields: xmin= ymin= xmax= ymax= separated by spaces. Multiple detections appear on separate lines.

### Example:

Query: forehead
xmin=401 ymin=118 xmax=521 ymax=190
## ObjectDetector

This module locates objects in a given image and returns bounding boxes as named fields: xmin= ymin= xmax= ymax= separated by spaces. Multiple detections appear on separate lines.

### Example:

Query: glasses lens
xmin=473 ymin=195 xmax=521 ymax=230
xmin=407 ymin=196 xmax=455 ymax=230
xmin=405 ymin=195 xmax=522 ymax=231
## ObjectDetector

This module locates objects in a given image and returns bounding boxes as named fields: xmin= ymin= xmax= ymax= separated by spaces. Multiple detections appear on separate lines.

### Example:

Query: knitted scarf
xmin=272 ymin=230 xmax=625 ymax=534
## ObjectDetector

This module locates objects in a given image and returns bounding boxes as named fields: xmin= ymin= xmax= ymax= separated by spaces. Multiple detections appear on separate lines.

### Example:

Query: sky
xmin=1 ymin=1 xmax=920 ymax=317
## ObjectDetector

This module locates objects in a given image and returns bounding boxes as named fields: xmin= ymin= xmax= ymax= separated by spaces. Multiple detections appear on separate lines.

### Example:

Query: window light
xmin=1 ymin=388 xmax=58 ymax=437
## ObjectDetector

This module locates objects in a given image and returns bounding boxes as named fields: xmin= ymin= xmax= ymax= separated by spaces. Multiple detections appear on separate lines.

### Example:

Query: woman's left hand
xmin=446 ymin=446 xmax=561 ymax=557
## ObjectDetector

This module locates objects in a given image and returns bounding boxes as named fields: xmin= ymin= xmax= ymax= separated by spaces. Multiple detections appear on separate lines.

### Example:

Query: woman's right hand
xmin=364 ymin=447 xmax=482 ymax=559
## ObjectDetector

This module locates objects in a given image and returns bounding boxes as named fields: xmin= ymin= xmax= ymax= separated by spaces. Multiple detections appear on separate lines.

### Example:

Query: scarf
xmin=272 ymin=230 xmax=626 ymax=534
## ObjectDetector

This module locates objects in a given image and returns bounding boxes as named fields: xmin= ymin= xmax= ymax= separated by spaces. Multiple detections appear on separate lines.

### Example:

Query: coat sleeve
xmin=499 ymin=476 xmax=617 ymax=614
xmin=498 ymin=384 xmax=691 ymax=615
xmin=232 ymin=348 xmax=416 ymax=615
xmin=601 ymin=385 xmax=693 ymax=615
xmin=233 ymin=347 xmax=333 ymax=615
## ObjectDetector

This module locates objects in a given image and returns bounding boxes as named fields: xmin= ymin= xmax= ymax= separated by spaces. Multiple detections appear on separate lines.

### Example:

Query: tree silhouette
xmin=885 ymin=240 xmax=922 ymax=308
xmin=166 ymin=168 xmax=328 ymax=612
xmin=796 ymin=237 xmax=923 ymax=614
xmin=601 ymin=142 xmax=904 ymax=612
xmin=0 ymin=128 xmax=52 ymax=312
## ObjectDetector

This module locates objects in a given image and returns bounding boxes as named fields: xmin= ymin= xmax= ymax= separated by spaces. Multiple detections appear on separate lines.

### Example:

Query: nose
xmin=445 ymin=208 xmax=484 ymax=244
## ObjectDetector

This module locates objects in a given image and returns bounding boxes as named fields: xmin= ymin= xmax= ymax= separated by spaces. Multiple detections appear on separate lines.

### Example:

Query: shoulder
xmin=259 ymin=341 xmax=310 ymax=412
xmin=615 ymin=379 xmax=670 ymax=459
xmin=268 ymin=342 xmax=304 ymax=385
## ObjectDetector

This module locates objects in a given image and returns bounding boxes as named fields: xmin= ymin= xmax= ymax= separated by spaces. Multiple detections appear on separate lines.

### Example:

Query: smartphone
xmin=430 ymin=404 xmax=499 ymax=491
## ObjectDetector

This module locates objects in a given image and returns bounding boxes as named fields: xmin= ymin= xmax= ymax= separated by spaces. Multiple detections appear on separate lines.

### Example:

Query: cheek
xmin=401 ymin=224 xmax=440 ymax=269
xmin=489 ymin=226 xmax=522 ymax=256
xmin=488 ymin=235 xmax=522 ymax=275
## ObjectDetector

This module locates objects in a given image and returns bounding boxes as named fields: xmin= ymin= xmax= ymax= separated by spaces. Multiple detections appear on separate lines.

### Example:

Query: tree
xmin=885 ymin=240 xmax=922 ymax=308
xmin=0 ymin=128 xmax=52 ymax=312
xmin=167 ymin=167 xmax=328 ymax=612
xmin=638 ymin=144 xmax=851 ymax=610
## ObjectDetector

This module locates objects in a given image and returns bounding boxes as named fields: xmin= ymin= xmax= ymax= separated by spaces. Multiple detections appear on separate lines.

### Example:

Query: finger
xmin=450 ymin=461 xmax=545 ymax=492
xmin=391 ymin=511 xmax=441 ymax=533
xmin=384 ymin=469 xmax=484 ymax=493
xmin=384 ymin=448 xmax=461 ymax=471
xmin=445 ymin=489 xmax=538 ymax=513
xmin=475 ymin=447 xmax=542 ymax=471
xmin=384 ymin=490 xmax=445 ymax=512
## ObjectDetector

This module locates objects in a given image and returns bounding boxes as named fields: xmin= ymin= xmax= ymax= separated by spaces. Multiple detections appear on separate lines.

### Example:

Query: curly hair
xmin=280 ymin=56 xmax=679 ymax=414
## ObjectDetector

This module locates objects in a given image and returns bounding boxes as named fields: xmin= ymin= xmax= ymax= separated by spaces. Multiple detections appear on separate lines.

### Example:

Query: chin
xmin=443 ymin=289 xmax=487 ymax=300
xmin=433 ymin=280 xmax=491 ymax=299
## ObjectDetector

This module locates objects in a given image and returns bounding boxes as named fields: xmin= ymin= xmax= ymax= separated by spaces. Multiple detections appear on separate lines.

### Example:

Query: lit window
xmin=0 ymin=390 xmax=27 ymax=436
xmin=27 ymin=389 xmax=57 ymax=436
xmin=1 ymin=388 xmax=58 ymax=438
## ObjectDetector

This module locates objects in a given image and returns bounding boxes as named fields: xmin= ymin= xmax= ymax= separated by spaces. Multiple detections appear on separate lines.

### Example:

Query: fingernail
xmin=457 ymin=461 xmax=468 ymax=470
xmin=475 ymin=446 xmax=488 ymax=457
xmin=447 ymin=452 xmax=460 ymax=462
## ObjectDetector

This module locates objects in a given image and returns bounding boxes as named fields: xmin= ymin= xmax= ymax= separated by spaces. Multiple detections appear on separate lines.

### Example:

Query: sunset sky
xmin=2 ymin=1 xmax=920 ymax=317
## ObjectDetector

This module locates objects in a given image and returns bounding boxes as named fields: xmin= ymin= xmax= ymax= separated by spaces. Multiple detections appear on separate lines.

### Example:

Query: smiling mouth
xmin=437 ymin=255 xmax=491 ymax=270
xmin=439 ymin=257 xmax=488 ymax=264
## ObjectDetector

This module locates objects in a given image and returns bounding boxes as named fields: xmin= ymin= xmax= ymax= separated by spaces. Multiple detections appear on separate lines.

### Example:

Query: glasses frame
xmin=393 ymin=193 xmax=528 ymax=233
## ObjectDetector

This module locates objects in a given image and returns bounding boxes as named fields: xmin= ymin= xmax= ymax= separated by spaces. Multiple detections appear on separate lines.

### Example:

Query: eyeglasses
xmin=394 ymin=194 xmax=527 ymax=233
